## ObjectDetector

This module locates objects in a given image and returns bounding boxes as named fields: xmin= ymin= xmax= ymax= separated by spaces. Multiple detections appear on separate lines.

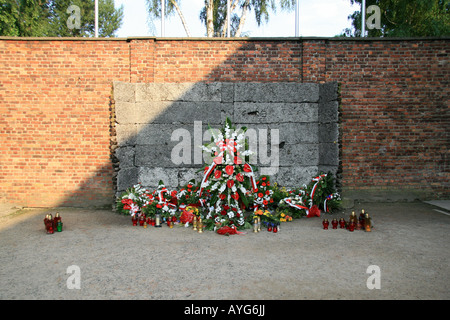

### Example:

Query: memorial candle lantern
xmin=44 ymin=214 xmax=54 ymax=234
xmin=131 ymin=215 xmax=138 ymax=226
xmin=193 ymin=216 xmax=198 ymax=231
xmin=348 ymin=221 xmax=355 ymax=232
xmin=331 ymin=218 xmax=338 ymax=229
xmin=197 ymin=219 xmax=203 ymax=233
xmin=273 ymin=223 xmax=278 ymax=233
xmin=253 ymin=217 xmax=259 ymax=233
xmin=139 ymin=213 xmax=146 ymax=226
xmin=364 ymin=213 xmax=372 ymax=232
xmin=267 ymin=223 xmax=272 ymax=232
xmin=339 ymin=218 xmax=346 ymax=229
xmin=322 ymin=219 xmax=329 ymax=230
xmin=54 ymin=213 xmax=62 ymax=231
xmin=155 ymin=212 xmax=162 ymax=227
xmin=359 ymin=209 xmax=366 ymax=229
xmin=48 ymin=214 xmax=54 ymax=234
xmin=257 ymin=216 xmax=261 ymax=232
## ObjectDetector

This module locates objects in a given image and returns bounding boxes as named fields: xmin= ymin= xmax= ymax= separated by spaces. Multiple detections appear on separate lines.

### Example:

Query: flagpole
xmin=361 ymin=0 xmax=366 ymax=37
xmin=295 ymin=0 xmax=299 ymax=37
xmin=161 ymin=0 xmax=165 ymax=37
xmin=95 ymin=0 xmax=98 ymax=37
xmin=227 ymin=0 xmax=230 ymax=37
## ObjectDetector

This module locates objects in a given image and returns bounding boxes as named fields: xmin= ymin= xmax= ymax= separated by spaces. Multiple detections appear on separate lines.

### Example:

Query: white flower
xmin=219 ymin=183 xmax=226 ymax=193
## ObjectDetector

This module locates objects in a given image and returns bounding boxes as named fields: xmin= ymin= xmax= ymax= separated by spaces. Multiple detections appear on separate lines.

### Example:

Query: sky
xmin=114 ymin=0 xmax=360 ymax=38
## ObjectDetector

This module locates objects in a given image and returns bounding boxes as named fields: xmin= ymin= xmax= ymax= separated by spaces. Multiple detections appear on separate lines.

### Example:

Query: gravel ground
xmin=0 ymin=201 xmax=449 ymax=300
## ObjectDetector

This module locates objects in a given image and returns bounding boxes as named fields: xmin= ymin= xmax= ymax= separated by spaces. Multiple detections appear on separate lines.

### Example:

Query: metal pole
xmin=227 ymin=0 xmax=230 ymax=37
xmin=95 ymin=0 xmax=98 ymax=37
xmin=295 ymin=0 xmax=299 ymax=37
xmin=161 ymin=0 xmax=165 ymax=37
xmin=361 ymin=0 xmax=366 ymax=37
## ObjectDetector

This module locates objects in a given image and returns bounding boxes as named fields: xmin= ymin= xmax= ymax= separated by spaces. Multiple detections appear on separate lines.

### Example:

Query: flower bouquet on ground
xmin=177 ymin=179 xmax=201 ymax=210
xmin=278 ymin=172 xmax=341 ymax=218
xmin=254 ymin=208 xmax=280 ymax=231
xmin=199 ymin=118 xmax=256 ymax=233
xmin=116 ymin=183 xmax=151 ymax=216
xmin=253 ymin=175 xmax=274 ymax=211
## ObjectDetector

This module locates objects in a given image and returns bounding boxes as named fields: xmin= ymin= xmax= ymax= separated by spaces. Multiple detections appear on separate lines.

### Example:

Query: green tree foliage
xmin=0 ymin=0 xmax=123 ymax=37
xmin=200 ymin=0 xmax=295 ymax=37
xmin=146 ymin=0 xmax=295 ymax=37
xmin=341 ymin=0 xmax=450 ymax=37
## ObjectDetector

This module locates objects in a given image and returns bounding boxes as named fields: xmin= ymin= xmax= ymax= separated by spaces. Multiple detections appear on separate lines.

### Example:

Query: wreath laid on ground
xmin=116 ymin=118 xmax=341 ymax=235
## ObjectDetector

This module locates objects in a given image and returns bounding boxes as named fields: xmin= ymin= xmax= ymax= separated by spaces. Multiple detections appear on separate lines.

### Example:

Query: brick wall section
xmin=0 ymin=37 xmax=448 ymax=207
xmin=307 ymin=39 xmax=449 ymax=199
xmin=151 ymin=40 xmax=302 ymax=83
xmin=0 ymin=39 xmax=129 ymax=207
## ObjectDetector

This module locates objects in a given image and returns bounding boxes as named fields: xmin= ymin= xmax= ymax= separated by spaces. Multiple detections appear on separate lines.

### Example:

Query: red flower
xmin=262 ymin=177 xmax=266 ymax=181
xmin=262 ymin=182 xmax=266 ymax=186
xmin=234 ymin=156 xmax=242 ymax=165
xmin=219 ymin=194 xmax=226 ymax=200
xmin=236 ymin=173 xmax=244 ymax=182
xmin=265 ymin=190 xmax=270 ymax=195
xmin=258 ymin=192 xmax=263 ymax=198
xmin=214 ymin=156 xmax=223 ymax=164
xmin=227 ymin=180 xmax=234 ymax=188
xmin=243 ymin=163 xmax=252 ymax=172
xmin=214 ymin=170 xmax=222 ymax=179
xmin=225 ymin=165 xmax=234 ymax=175
xmin=308 ymin=205 xmax=321 ymax=218
xmin=231 ymin=193 xmax=239 ymax=200
xmin=263 ymin=200 xmax=268 ymax=205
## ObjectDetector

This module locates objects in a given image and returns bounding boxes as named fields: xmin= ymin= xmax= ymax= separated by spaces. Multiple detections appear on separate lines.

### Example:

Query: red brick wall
xmin=0 ymin=39 xmax=129 ymax=207
xmin=0 ymin=37 xmax=448 ymax=207
xmin=312 ymin=39 xmax=449 ymax=199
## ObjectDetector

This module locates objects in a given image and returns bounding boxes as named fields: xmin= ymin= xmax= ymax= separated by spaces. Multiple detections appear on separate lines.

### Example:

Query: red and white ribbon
xmin=283 ymin=198 xmax=310 ymax=216
xmin=199 ymin=162 xmax=216 ymax=197
xmin=243 ymin=163 xmax=257 ymax=191
xmin=324 ymin=194 xmax=334 ymax=213
xmin=158 ymin=188 xmax=167 ymax=204
xmin=310 ymin=174 xmax=327 ymax=200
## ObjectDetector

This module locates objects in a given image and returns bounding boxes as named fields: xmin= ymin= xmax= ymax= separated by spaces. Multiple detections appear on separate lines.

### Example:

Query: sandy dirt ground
xmin=0 ymin=201 xmax=449 ymax=300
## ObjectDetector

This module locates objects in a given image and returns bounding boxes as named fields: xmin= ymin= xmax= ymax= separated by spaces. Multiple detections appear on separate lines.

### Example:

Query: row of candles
xmin=132 ymin=212 xmax=174 ymax=228
xmin=131 ymin=212 xmax=278 ymax=234
xmin=43 ymin=213 xmax=63 ymax=234
xmin=132 ymin=212 xmax=208 ymax=232
xmin=253 ymin=216 xmax=279 ymax=233
xmin=323 ymin=209 xmax=372 ymax=232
